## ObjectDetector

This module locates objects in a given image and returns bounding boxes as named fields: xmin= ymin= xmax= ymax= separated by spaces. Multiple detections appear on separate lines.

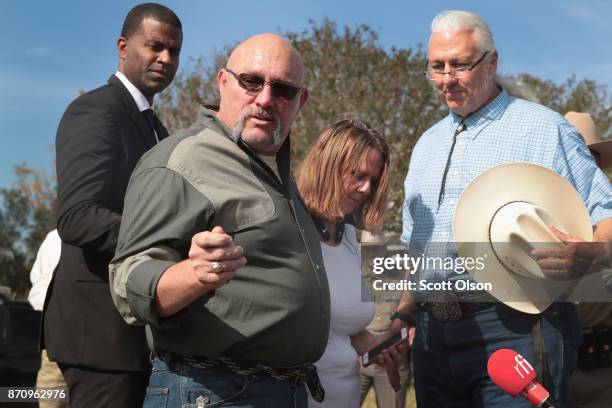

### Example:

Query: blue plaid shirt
xmin=402 ymin=89 xmax=612 ymax=281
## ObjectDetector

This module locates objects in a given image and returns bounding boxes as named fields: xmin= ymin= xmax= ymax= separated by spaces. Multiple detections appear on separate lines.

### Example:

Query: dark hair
xmin=121 ymin=3 xmax=182 ymax=39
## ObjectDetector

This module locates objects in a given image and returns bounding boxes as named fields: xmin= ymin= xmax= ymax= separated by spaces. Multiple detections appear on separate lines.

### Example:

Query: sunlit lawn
xmin=361 ymin=385 xmax=416 ymax=408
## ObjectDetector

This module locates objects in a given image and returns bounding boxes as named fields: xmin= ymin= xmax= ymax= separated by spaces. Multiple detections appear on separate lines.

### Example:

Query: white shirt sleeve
xmin=27 ymin=230 xmax=61 ymax=311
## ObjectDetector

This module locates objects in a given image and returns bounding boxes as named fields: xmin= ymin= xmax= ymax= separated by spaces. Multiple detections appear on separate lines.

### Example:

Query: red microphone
xmin=487 ymin=348 xmax=557 ymax=407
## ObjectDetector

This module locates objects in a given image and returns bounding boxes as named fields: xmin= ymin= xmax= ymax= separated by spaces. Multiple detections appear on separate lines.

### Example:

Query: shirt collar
xmin=114 ymin=71 xmax=151 ymax=112
xmin=197 ymin=105 xmax=292 ymax=183
xmin=199 ymin=105 xmax=234 ymax=139
xmin=449 ymin=88 xmax=511 ymax=139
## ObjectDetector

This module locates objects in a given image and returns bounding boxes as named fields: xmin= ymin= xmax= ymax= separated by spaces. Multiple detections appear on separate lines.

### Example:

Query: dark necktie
xmin=142 ymin=108 xmax=160 ymax=144
xmin=437 ymin=120 xmax=466 ymax=211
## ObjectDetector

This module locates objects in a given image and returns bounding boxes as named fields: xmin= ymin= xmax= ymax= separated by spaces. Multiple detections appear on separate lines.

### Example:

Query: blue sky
xmin=1 ymin=0 xmax=611 ymax=189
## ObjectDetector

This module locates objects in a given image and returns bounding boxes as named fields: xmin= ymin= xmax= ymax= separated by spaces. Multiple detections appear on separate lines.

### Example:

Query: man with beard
xmin=401 ymin=10 xmax=612 ymax=407
xmin=109 ymin=34 xmax=331 ymax=407
xmin=43 ymin=4 xmax=181 ymax=407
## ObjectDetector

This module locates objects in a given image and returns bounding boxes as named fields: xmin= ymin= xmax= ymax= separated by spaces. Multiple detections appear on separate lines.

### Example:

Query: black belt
xmin=157 ymin=352 xmax=325 ymax=402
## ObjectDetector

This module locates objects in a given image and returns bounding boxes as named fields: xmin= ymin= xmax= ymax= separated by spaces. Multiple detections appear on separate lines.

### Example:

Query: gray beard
xmin=232 ymin=109 xmax=282 ymax=146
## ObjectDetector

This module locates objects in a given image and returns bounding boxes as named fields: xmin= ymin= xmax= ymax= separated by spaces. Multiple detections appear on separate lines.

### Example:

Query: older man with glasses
xmin=400 ymin=10 xmax=612 ymax=407
xmin=109 ymin=33 xmax=331 ymax=407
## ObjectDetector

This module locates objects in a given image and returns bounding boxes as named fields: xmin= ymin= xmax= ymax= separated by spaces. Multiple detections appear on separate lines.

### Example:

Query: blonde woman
xmin=297 ymin=119 xmax=404 ymax=407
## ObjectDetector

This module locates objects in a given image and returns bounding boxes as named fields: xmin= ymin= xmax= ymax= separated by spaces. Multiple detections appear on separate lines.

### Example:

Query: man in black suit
xmin=43 ymin=3 xmax=182 ymax=407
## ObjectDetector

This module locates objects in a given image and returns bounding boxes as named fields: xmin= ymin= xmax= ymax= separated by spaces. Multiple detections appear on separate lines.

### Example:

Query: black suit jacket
xmin=43 ymin=75 xmax=168 ymax=371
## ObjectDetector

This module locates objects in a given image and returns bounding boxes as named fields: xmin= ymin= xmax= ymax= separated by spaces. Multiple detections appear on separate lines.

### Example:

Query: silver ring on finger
xmin=211 ymin=261 xmax=224 ymax=273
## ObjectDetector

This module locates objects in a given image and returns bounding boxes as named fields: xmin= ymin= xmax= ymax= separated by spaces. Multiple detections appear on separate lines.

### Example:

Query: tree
xmin=156 ymin=50 xmax=230 ymax=133
xmin=0 ymin=165 xmax=56 ymax=297
xmin=155 ymin=19 xmax=612 ymax=233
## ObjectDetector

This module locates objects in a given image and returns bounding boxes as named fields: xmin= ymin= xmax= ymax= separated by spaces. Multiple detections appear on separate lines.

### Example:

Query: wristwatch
xmin=390 ymin=311 xmax=415 ymax=327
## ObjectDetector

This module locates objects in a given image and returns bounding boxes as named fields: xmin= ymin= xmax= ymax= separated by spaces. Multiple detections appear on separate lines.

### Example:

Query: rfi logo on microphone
xmin=513 ymin=354 xmax=533 ymax=379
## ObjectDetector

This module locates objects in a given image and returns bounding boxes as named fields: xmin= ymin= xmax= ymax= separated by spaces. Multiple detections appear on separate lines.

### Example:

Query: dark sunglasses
xmin=225 ymin=68 xmax=303 ymax=101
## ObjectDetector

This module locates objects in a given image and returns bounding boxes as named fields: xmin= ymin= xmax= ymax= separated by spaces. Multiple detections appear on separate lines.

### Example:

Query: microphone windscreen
xmin=487 ymin=348 xmax=536 ymax=397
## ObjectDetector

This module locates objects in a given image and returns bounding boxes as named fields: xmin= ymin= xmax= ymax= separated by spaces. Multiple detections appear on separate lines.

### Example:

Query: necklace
xmin=311 ymin=215 xmax=345 ymax=244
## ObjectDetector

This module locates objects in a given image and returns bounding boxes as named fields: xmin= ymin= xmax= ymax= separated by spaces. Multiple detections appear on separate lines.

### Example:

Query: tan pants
xmin=36 ymin=350 xmax=68 ymax=408
xmin=359 ymin=360 xmax=411 ymax=408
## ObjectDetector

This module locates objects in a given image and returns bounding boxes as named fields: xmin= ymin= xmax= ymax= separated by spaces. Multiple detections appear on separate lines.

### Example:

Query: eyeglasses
xmin=424 ymin=51 xmax=489 ymax=81
xmin=224 ymin=68 xmax=303 ymax=101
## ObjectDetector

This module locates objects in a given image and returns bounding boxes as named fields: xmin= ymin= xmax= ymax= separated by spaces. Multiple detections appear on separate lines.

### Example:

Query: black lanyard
xmin=437 ymin=121 xmax=466 ymax=211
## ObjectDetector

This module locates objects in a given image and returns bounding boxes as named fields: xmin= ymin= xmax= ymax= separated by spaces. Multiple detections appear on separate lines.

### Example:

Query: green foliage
xmin=0 ymin=165 xmax=56 ymax=297
xmin=156 ymin=48 xmax=231 ymax=132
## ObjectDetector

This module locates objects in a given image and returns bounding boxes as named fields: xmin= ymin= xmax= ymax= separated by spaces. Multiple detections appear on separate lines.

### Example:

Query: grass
xmin=361 ymin=385 xmax=417 ymax=408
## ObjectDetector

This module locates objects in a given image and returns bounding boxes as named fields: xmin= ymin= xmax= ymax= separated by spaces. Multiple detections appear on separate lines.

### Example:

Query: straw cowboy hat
xmin=453 ymin=163 xmax=593 ymax=314
xmin=565 ymin=111 xmax=612 ymax=169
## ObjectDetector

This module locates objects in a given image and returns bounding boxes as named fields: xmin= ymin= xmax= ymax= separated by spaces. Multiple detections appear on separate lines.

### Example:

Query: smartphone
xmin=362 ymin=327 xmax=408 ymax=367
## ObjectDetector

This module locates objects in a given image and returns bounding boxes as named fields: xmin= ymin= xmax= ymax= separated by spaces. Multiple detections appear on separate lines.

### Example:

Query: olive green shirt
xmin=110 ymin=107 xmax=330 ymax=366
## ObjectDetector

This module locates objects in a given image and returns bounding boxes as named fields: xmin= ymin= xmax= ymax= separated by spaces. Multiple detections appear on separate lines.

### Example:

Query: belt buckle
xmin=429 ymin=291 xmax=462 ymax=321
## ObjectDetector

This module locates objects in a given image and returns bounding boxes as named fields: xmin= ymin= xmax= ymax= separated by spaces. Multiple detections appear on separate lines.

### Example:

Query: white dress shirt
xmin=28 ymin=230 xmax=61 ymax=311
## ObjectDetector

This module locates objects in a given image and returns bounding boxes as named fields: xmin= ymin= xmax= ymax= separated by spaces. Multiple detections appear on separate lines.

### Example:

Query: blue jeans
xmin=412 ymin=303 xmax=581 ymax=408
xmin=143 ymin=357 xmax=307 ymax=408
